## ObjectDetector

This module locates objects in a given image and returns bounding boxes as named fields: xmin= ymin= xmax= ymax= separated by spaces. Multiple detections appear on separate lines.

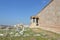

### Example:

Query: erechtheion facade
xmin=30 ymin=0 xmax=60 ymax=33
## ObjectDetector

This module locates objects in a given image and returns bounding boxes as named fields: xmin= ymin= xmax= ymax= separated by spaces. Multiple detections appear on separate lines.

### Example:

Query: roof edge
xmin=36 ymin=0 xmax=53 ymax=16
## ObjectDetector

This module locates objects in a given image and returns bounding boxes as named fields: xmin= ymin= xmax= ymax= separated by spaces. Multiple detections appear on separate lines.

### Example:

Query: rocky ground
xmin=0 ymin=27 xmax=60 ymax=40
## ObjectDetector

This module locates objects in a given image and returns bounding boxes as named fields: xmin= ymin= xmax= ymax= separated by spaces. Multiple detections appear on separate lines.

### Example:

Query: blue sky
xmin=0 ymin=0 xmax=50 ymax=25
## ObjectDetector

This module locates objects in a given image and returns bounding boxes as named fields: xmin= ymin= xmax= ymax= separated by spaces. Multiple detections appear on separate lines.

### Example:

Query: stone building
xmin=30 ymin=0 xmax=60 ymax=33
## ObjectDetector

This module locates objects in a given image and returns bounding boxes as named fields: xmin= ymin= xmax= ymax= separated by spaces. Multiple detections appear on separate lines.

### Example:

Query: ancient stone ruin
xmin=30 ymin=0 xmax=60 ymax=33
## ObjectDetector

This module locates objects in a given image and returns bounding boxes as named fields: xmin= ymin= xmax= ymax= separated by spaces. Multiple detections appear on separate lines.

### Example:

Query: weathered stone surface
xmin=30 ymin=0 xmax=60 ymax=33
